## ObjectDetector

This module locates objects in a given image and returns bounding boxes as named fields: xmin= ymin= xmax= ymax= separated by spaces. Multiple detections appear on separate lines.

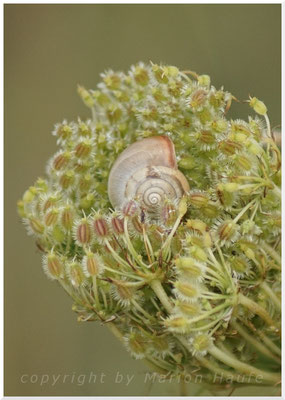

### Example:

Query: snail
xmin=108 ymin=136 xmax=190 ymax=213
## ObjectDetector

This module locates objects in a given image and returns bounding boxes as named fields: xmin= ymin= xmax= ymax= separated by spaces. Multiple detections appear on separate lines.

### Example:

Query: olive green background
xmin=5 ymin=4 xmax=281 ymax=397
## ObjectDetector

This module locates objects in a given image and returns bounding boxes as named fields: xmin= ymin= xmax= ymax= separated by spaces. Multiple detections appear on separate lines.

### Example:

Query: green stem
xmin=92 ymin=276 xmax=100 ymax=308
xmin=107 ymin=322 xmax=124 ymax=343
xmin=182 ymin=300 xmax=232 ymax=326
xmin=238 ymin=293 xmax=275 ymax=327
xmin=233 ymin=198 xmax=257 ymax=223
xmin=132 ymin=299 xmax=156 ymax=321
xmin=231 ymin=320 xmax=280 ymax=363
xmin=264 ymin=113 xmax=272 ymax=139
xmin=257 ymin=331 xmax=281 ymax=357
xmin=104 ymin=239 xmax=134 ymax=270
xmin=197 ymin=356 xmax=273 ymax=385
xmin=261 ymin=281 xmax=281 ymax=311
xmin=124 ymin=218 xmax=149 ymax=269
xmin=261 ymin=242 xmax=281 ymax=264
xmin=150 ymin=279 xmax=173 ymax=314
xmin=208 ymin=345 xmax=280 ymax=384
xmin=162 ymin=214 xmax=183 ymax=259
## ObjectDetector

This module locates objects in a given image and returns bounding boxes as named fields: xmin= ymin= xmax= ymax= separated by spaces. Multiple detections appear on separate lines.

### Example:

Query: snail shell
xmin=108 ymin=136 xmax=190 ymax=212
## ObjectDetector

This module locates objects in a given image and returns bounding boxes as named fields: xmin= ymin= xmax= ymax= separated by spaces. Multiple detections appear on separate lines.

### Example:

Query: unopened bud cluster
xmin=18 ymin=62 xmax=281 ymax=389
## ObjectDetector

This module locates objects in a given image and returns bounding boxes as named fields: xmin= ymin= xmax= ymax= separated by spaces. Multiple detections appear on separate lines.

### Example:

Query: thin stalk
xmin=257 ymin=331 xmax=281 ymax=357
xmin=132 ymin=299 xmax=156 ymax=321
xmin=250 ymin=202 xmax=259 ymax=221
xmin=150 ymin=279 xmax=173 ymax=314
xmin=107 ymin=322 xmax=124 ymax=343
xmin=161 ymin=214 xmax=183 ymax=259
xmin=231 ymin=321 xmax=280 ymax=363
xmin=238 ymin=293 xmax=275 ymax=327
xmin=197 ymin=356 xmax=272 ymax=385
xmin=264 ymin=113 xmax=272 ymax=139
xmin=181 ymin=301 xmax=232 ymax=326
xmin=104 ymin=239 xmax=134 ymax=270
xmin=103 ymin=264 xmax=143 ymax=280
xmin=261 ymin=281 xmax=281 ymax=311
xmin=92 ymin=276 xmax=100 ymax=308
xmin=239 ymin=317 xmax=281 ymax=357
xmin=189 ymin=317 xmax=223 ymax=333
xmin=261 ymin=242 xmax=281 ymax=265
xmin=209 ymin=345 xmax=280 ymax=384
xmin=142 ymin=225 xmax=154 ymax=263
xmin=124 ymin=218 xmax=148 ymax=269
xmin=216 ymin=341 xmax=238 ymax=360
xmin=233 ymin=198 xmax=257 ymax=223
xmin=100 ymin=287 xmax=108 ymax=309
xmin=215 ymin=245 xmax=235 ymax=285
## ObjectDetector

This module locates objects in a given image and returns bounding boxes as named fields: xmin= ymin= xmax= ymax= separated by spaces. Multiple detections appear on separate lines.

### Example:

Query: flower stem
xmin=238 ymin=293 xmax=275 ymax=327
xmin=260 ymin=281 xmax=281 ymax=311
xmin=208 ymin=345 xmax=280 ymax=384
xmin=150 ymin=279 xmax=173 ymax=314
xmin=261 ymin=242 xmax=281 ymax=265
xmin=231 ymin=320 xmax=280 ymax=363
xmin=197 ymin=355 xmax=273 ymax=385
xmin=233 ymin=198 xmax=257 ymax=223
xmin=92 ymin=276 xmax=100 ymax=308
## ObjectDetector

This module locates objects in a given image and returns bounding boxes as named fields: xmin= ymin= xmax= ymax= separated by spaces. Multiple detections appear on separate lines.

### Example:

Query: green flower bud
xmin=77 ymin=85 xmax=95 ymax=108
xmin=198 ymin=74 xmax=210 ymax=87
xmin=249 ymin=96 xmax=267 ymax=115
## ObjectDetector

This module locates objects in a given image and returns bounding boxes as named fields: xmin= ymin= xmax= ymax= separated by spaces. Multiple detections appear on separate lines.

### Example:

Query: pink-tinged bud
xmin=61 ymin=206 xmax=74 ymax=230
xmin=189 ymin=89 xmax=207 ymax=109
xmin=44 ymin=253 xmax=64 ymax=279
xmin=75 ymin=140 xmax=92 ymax=158
xmin=122 ymin=200 xmax=139 ymax=217
xmin=189 ymin=192 xmax=209 ymax=207
xmin=83 ymin=252 xmax=103 ymax=277
xmin=76 ymin=219 xmax=92 ymax=244
xmin=217 ymin=220 xmax=239 ymax=243
xmin=186 ymin=219 xmax=207 ymax=234
xmin=218 ymin=140 xmax=242 ymax=155
xmin=234 ymin=155 xmax=252 ymax=171
xmin=131 ymin=216 xmax=144 ymax=234
xmin=43 ymin=196 xmax=58 ymax=212
xmin=93 ymin=216 xmax=109 ymax=238
xmin=53 ymin=152 xmax=71 ymax=170
xmin=60 ymin=171 xmax=75 ymax=189
xmin=111 ymin=215 xmax=125 ymax=235
xmin=199 ymin=130 xmax=215 ymax=145
xmin=44 ymin=209 xmax=59 ymax=226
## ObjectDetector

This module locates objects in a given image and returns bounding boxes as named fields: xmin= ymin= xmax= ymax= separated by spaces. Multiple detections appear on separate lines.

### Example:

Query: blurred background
xmin=4 ymin=4 xmax=281 ymax=396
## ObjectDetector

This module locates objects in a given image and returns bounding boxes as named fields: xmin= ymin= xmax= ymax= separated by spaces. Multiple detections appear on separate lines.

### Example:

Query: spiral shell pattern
xmin=108 ymin=136 xmax=190 ymax=212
